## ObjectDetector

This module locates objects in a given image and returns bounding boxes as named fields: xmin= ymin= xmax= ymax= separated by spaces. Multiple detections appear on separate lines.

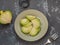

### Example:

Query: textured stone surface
xmin=0 ymin=0 xmax=60 ymax=45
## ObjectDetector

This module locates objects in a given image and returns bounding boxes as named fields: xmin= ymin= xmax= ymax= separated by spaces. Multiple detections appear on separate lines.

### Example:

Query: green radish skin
xmin=0 ymin=10 xmax=3 ymax=24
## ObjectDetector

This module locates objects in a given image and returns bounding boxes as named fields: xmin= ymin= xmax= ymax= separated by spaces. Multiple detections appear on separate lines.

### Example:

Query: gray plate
xmin=14 ymin=9 xmax=48 ymax=41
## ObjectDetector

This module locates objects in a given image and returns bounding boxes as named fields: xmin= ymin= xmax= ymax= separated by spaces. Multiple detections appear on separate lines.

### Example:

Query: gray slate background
xmin=0 ymin=0 xmax=60 ymax=45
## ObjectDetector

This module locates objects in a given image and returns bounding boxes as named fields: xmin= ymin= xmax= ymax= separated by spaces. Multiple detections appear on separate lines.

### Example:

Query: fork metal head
xmin=44 ymin=33 xmax=59 ymax=45
xmin=50 ymin=33 xmax=59 ymax=40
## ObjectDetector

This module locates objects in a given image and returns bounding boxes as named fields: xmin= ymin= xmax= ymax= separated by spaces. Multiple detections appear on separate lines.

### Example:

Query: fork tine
xmin=51 ymin=33 xmax=59 ymax=40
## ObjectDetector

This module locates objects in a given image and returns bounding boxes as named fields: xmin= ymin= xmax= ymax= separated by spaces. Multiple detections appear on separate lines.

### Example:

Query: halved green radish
xmin=0 ymin=10 xmax=12 ymax=24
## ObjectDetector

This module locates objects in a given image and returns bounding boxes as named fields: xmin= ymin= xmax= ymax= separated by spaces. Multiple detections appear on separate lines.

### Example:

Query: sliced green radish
xmin=29 ymin=27 xmax=40 ymax=36
xmin=20 ymin=18 xmax=30 ymax=26
xmin=26 ymin=15 xmax=36 ymax=20
xmin=32 ymin=18 xmax=41 ymax=28
xmin=24 ymin=22 xmax=32 ymax=27
xmin=21 ymin=26 xmax=32 ymax=34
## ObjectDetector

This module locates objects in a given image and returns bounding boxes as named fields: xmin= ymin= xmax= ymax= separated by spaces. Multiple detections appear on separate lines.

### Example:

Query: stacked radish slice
xmin=20 ymin=15 xmax=41 ymax=36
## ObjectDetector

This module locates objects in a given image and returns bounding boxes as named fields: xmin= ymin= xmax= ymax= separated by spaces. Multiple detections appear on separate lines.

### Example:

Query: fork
xmin=44 ymin=33 xmax=59 ymax=45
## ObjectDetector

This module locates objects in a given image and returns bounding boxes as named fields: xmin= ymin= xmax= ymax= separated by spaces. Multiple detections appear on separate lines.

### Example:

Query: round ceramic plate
xmin=14 ymin=9 xmax=48 ymax=41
